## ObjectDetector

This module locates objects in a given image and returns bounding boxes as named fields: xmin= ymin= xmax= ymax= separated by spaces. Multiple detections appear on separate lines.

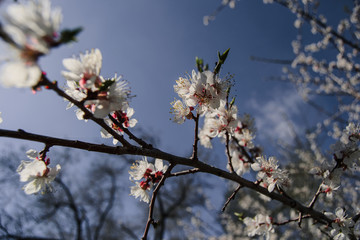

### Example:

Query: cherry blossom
xmin=63 ymin=49 xmax=131 ymax=119
xmin=100 ymin=107 xmax=137 ymax=145
xmin=324 ymin=208 xmax=355 ymax=240
xmin=3 ymin=0 xmax=62 ymax=54
xmin=16 ymin=149 xmax=61 ymax=195
xmin=227 ymin=143 xmax=251 ymax=175
xmin=0 ymin=112 xmax=2 ymax=124
xmin=0 ymin=0 xmax=62 ymax=88
xmin=200 ymin=102 xmax=238 ymax=139
xmin=62 ymin=48 xmax=102 ymax=91
xmin=174 ymin=70 xmax=227 ymax=115
xmin=129 ymin=158 xmax=168 ymax=203
xmin=251 ymin=156 xmax=289 ymax=192
xmin=170 ymin=99 xmax=192 ymax=124
xmin=243 ymin=214 xmax=274 ymax=240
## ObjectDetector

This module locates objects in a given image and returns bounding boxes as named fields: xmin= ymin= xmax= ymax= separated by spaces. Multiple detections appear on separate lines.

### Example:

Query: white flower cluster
xmin=310 ymin=123 xmax=360 ymax=198
xmin=17 ymin=149 xmax=61 ymax=195
xmin=62 ymin=49 xmax=137 ymax=144
xmin=129 ymin=158 xmax=168 ymax=203
xmin=324 ymin=208 xmax=355 ymax=240
xmin=172 ymin=68 xmax=257 ymax=175
xmin=0 ymin=0 xmax=62 ymax=88
xmin=251 ymin=156 xmax=289 ymax=192
xmin=243 ymin=214 xmax=274 ymax=240
xmin=172 ymin=70 xmax=227 ymax=119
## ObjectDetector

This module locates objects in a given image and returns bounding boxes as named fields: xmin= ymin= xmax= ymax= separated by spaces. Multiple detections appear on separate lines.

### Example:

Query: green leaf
xmin=234 ymin=212 xmax=244 ymax=221
xmin=214 ymin=48 xmax=230 ymax=75
xmin=99 ymin=79 xmax=115 ymax=91
xmin=59 ymin=27 xmax=83 ymax=44
xmin=196 ymin=57 xmax=204 ymax=72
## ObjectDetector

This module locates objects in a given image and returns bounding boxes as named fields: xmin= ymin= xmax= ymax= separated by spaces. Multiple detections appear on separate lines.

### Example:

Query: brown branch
xmin=0 ymin=128 xmax=334 ymax=226
xmin=221 ymin=184 xmax=243 ymax=212
xmin=141 ymin=164 xmax=175 ymax=240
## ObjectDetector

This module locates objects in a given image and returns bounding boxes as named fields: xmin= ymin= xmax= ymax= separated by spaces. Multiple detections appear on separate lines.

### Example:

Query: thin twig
xmin=55 ymin=179 xmax=83 ymax=240
xmin=94 ymin=172 xmax=116 ymax=240
xmin=141 ymin=164 xmax=175 ymax=240
xmin=108 ymin=114 xmax=152 ymax=149
xmin=169 ymin=168 xmax=200 ymax=177
xmin=275 ymin=0 xmax=360 ymax=52
xmin=191 ymin=114 xmax=200 ymax=161
xmin=225 ymin=131 xmax=235 ymax=173
xmin=308 ymin=184 xmax=323 ymax=209
xmin=273 ymin=214 xmax=311 ymax=226
xmin=222 ymin=184 xmax=243 ymax=212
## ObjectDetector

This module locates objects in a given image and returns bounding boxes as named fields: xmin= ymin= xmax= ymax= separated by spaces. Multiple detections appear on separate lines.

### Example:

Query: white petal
xmin=62 ymin=58 xmax=84 ymax=75
xmin=0 ymin=61 xmax=41 ymax=88
xmin=251 ymin=163 xmax=261 ymax=172
xmin=23 ymin=179 xmax=44 ymax=194
xmin=26 ymin=149 xmax=38 ymax=159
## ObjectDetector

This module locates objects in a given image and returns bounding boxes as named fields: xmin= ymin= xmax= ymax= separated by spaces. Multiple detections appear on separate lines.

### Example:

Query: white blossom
xmin=170 ymin=99 xmax=191 ymax=124
xmin=174 ymin=70 xmax=227 ymax=115
xmin=129 ymin=158 xmax=168 ymax=203
xmin=130 ymin=183 xmax=150 ymax=203
xmin=324 ymin=208 xmax=355 ymax=240
xmin=0 ymin=60 xmax=42 ymax=88
xmin=243 ymin=214 xmax=274 ymax=240
xmin=251 ymin=156 xmax=289 ymax=192
xmin=0 ymin=0 xmax=62 ymax=88
xmin=17 ymin=149 xmax=61 ymax=194
xmin=100 ymin=107 xmax=137 ymax=145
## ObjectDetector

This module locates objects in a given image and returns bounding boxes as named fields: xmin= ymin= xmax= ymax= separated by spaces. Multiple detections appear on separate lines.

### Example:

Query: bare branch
xmin=222 ymin=184 xmax=243 ymax=212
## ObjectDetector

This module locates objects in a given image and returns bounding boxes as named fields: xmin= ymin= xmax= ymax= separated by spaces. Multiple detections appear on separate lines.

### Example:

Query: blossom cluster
xmin=251 ymin=156 xmax=289 ymax=192
xmin=171 ymin=69 xmax=227 ymax=119
xmin=129 ymin=158 xmax=168 ymax=203
xmin=310 ymin=123 xmax=360 ymax=199
xmin=62 ymin=49 xmax=137 ymax=143
xmin=16 ymin=149 xmax=61 ymax=195
xmin=172 ymin=67 xmax=257 ymax=175
xmin=0 ymin=0 xmax=62 ymax=88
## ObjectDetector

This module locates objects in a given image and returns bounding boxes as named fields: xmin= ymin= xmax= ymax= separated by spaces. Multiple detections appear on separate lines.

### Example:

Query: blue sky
xmin=0 ymin=0 xmax=348 ymax=160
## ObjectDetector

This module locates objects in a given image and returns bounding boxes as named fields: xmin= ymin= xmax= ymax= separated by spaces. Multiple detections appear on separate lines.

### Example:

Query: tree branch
xmin=0 ymin=128 xmax=333 ymax=226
